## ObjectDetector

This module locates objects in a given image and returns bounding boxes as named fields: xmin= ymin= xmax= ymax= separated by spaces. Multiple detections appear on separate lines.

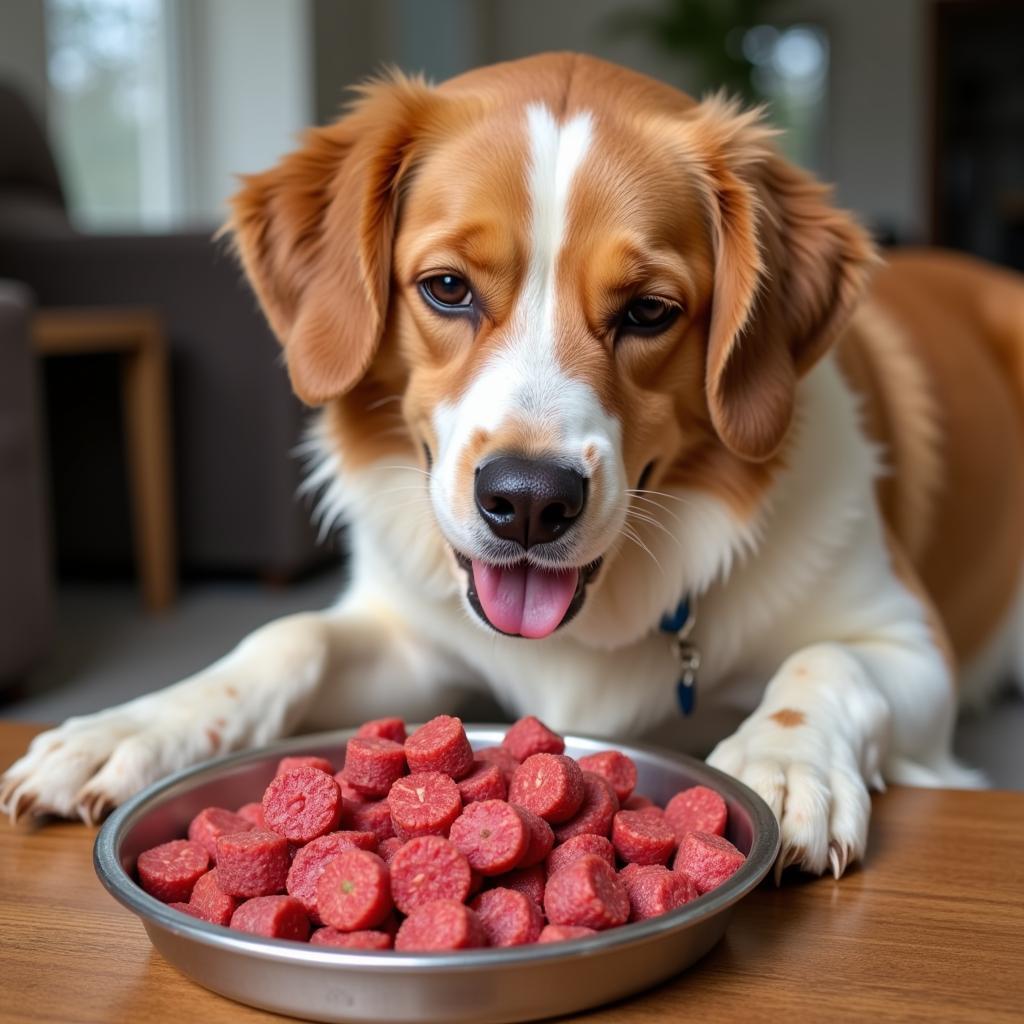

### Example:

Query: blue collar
xmin=660 ymin=596 xmax=699 ymax=716
xmin=659 ymin=598 xmax=692 ymax=635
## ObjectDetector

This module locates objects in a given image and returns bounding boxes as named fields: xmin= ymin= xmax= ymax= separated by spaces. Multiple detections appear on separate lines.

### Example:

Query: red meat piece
xmin=538 ymin=924 xmax=598 ymax=943
xmin=334 ymin=773 xmax=368 ymax=810
xmin=545 ymin=834 xmax=615 ymax=877
xmin=310 ymin=927 xmax=393 ymax=950
xmin=552 ymin=772 xmax=619 ymax=842
xmin=622 ymin=794 xmax=655 ymax=812
xmin=544 ymin=854 xmax=629 ymax=931
xmin=189 ymin=868 xmax=240 ymax=925
xmin=349 ymin=799 xmax=396 ymax=841
xmin=377 ymin=837 xmax=404 ymax=864
xmin=508 ymin=754 xmax=584 ymax=823
xmin=187 ymin=807 xmax=254 ymax=862
xmin=389 ymin=835 xmax=473 ymax=915
xmin=501 ymin=716 xmax=565 ymax=761
xmin=457 ymin=761 xmax=507 ymax=804
xmin=489 ymin=864 xmax=546 ymax=907
xmin=286 ymin=831 xmax=379 ymax=922
xmin=230 ymin=895 xmax=310 ymax=941
xmin=474 ymin=746 xmax=521 ymax=785
xmin=276 ymin=755 xmax=335 ymax=777
xmin=622 ymin=865 xmax=696 ymax=921
xmin=673 ymin=831 xmax=745 ymax=894
xmin=448 ymin=800 xmax=528 ymax=876
xmin=315 ymin=850 xmax=393 ymax=932
xmin=236 ymin=802 xmax=266 ymax=828
xmin=664 ymin=785 xmax=728 ymax=841
xmin=611 ymin=810 xmax=677 ymax=866
xmin=471 ymin=887 xmax=543 ymax=947
xmin=354 ymin=717 xmax=407 ymax=744
xmin=342 ymin=737 xmax=407 ymax=798
xmin=577 ymin=751 xmax=637 ymax=803
xmin=137 ymin=839 xmax=209 ymax=903
xmin=513 ymin=805 xmax=554 ymax=868
xmin=215 ymin=830 xmax=290 ymax=898
xmin=262 ymin=766 xmax=344 ymax=843
xmin=404 ymin=716 xmax=474 ymax=779
xmin=387 ymin=772 xmax=462 ymax=840
xmin=394 ymin=899 xmax=485 ymax=951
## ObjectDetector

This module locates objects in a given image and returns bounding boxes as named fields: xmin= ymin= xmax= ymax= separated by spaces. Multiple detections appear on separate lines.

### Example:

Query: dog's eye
xmin=622 ymin=296 xmax=680 ymax=334
xmin=421 ymin=274 xmax=473 ymax=310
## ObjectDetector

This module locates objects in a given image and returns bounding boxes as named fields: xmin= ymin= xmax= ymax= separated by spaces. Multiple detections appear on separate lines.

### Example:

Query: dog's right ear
xmin=228 ymin=73 xmax=437 ymax=405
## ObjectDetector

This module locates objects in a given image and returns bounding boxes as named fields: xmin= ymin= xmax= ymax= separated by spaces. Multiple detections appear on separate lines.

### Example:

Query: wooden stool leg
xmin=121 ymin=326 xmax=177 ymax=610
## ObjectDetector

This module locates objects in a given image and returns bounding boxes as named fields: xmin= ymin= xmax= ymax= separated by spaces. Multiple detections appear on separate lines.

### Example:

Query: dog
xmin=4 ymin=53 xmax=1023 ymax=879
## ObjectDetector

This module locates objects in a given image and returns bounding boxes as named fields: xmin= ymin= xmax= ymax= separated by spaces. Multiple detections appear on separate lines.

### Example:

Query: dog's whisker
xmin=365 ymin=394 xmax=404 ymax=412
xmin=624 ymin=510 xmax=686 ymax=553
xmin=626 ymin=487 xmax=696 ymax=509
xmin=369 ymin=485 xmax=431 ymax=498
xmin=376 ymin=465 xmax=432 ymax=477
xmin=627 ymin=492 xmax=687 ymax=528
xmin=620 ymin=524 xmax=666 ymax=578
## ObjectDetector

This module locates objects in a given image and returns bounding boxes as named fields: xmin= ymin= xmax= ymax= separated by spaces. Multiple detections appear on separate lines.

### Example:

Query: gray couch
xmin=0 ymin=280 xmax=51 ymax=682
xmin=0 ymin=82 xmax=327 ymax=578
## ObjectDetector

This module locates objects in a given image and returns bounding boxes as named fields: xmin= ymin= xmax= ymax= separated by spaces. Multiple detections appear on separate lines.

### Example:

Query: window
xmin=741 ymin=23 xmax=830 ymax=174
xmin=45 ymin=0 xmax=175 ymax=230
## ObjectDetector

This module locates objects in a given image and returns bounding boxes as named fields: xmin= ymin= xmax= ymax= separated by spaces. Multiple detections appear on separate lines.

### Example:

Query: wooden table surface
xmin=2 ymin=720 xmax=1022 ymax=1023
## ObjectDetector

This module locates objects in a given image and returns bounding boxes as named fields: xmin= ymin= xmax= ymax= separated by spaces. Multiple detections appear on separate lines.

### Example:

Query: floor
xmin=3 ymin=577 xmax=1022 ymax=788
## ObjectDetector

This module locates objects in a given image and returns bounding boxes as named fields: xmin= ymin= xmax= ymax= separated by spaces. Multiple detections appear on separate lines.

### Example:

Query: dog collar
xmin=660 ymin=596 xmax=700 ymax=716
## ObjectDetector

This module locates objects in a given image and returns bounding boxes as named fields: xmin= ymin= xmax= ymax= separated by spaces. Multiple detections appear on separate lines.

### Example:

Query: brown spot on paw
xmin=225 ymin=686 xmax=239 ymax=698
xmin=206 ymin=728 xmax=222 ymax=749
xmin=769 ymin=708 xmax=805 ymax=728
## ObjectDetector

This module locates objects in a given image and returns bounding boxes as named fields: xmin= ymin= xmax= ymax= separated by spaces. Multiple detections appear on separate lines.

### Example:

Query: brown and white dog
xmin=4 ymin=54 xmax=1024 ymax=879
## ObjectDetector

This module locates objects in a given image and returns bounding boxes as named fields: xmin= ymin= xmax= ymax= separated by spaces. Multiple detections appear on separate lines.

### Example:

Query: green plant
xmin=607 ymin=0 xmax=780 ymax=100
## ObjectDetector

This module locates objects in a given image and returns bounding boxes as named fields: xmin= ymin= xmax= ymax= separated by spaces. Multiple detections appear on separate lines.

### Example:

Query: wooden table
xmin=2 ymin=721 xmax=1021 ymax=1023
xmin=33 ymin=307 xmax=177 ymax=611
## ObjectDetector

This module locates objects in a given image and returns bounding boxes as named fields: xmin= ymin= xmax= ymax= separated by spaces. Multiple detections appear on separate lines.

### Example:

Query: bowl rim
xmin=94 ymin=725 xmax=780 ymax=972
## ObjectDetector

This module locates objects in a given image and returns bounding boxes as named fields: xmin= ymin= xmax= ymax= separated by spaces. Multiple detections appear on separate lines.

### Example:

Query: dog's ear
xmin=227 ymin=73 xmax=436 ymax=405
xmin=690 ymin=97 xmax=877 ymax=461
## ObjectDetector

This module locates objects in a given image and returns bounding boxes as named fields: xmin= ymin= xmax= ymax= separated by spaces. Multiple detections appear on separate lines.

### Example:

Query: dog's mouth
xmin=453 ymin=551 xmax=602 ymax=639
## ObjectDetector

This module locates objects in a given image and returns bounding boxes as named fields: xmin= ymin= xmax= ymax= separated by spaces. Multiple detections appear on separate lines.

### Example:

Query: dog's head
xmin=230 ymin=53 xmax=875 ymax=642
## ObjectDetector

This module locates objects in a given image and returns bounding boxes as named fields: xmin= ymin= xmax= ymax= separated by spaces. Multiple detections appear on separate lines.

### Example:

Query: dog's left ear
xmin=227 ymin=73 xmax=438 ymax=405
xmin=691 ymin=97 xmax=878 ymax=461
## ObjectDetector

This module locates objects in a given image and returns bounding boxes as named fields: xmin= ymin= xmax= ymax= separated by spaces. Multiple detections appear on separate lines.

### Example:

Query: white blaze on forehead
xmin=431 ymin=103 xmax=627 ymax=559
xmin=435 ymin=103 xmax=597 ymax=443
xmin=523 ymin=103 xmax=594 ymax=342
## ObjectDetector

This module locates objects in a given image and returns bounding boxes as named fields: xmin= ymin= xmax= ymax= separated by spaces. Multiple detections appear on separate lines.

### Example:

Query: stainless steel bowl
xmin=95 ymin=727 xmax=779 ymax=1023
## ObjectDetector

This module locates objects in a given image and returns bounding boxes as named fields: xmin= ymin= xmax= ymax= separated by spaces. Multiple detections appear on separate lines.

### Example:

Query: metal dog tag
xmin=660 ymin=596 xmax=699 ymax=716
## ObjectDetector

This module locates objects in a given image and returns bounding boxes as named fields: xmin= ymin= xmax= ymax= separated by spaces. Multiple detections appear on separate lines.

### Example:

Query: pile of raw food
xmin=135 ymin=715 xmax=746 ymax=951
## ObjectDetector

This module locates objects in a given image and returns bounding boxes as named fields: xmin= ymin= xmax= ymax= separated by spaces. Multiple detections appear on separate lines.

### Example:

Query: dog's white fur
xmin=0 ymin=95 xmax=990 ymax=881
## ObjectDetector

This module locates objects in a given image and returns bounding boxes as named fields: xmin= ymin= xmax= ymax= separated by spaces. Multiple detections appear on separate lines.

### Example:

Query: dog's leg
xmin=707 ymin=518 xmax=981 ymax=880
xmin=0 ymin=603 xmax=462 ymax=824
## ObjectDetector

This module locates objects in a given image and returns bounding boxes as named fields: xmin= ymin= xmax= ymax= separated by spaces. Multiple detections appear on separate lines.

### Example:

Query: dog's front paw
xmin=707 ymin=712 xmax=873 ymax=881
xmin=0 ymin=712 xmax=147 ymax=824
xmin=1 ymin=710 xmax=233 ymax=825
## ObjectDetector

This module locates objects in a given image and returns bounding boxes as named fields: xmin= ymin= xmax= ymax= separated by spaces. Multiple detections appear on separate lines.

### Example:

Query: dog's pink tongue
xmin=471 ymin=560 xmax=579 ymax=639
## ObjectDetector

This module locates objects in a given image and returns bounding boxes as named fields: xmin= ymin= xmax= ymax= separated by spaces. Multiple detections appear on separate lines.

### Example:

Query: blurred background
xmin=0 ymin=0 xmax=1021 ymax=782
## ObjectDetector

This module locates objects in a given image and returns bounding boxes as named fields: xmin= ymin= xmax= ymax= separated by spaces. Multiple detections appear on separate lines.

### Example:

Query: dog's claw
xmin=828 ymin=841 xmax=849 ymax=879
xmin=0 ymin=772 xmax=22 ymax=809
xmin=7 ymin=783 xmax=36 ymax=825
xmin=75 ymin=788 xmax=112 ymax=827
xmin=871 ymin=771 xmax=886 ymax=793
xmin=773 ymin=844 xmax=801 ymax=885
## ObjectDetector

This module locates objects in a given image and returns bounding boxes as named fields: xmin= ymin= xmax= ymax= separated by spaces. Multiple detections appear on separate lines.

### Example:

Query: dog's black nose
xmin=475 ymin=457 xmax=586 ymax=549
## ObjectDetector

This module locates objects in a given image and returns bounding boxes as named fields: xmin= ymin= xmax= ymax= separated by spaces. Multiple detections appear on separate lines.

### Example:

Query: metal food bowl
xmin=95 ymin=727 xmax=780 ymax=1023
